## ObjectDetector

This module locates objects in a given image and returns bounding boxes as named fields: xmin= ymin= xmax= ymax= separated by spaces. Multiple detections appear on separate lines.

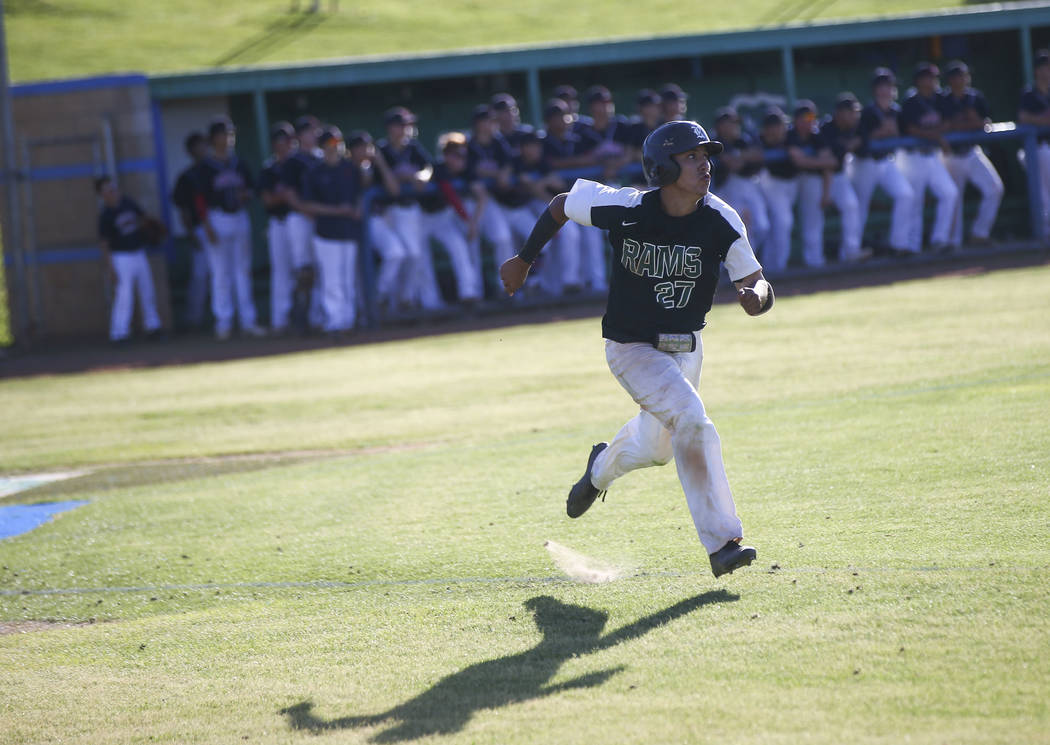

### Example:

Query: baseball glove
xmin=141 ymin=216 xmax=168 ymax=246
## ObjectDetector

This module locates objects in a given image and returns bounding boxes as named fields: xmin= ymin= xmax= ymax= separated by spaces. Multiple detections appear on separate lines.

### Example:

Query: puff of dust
xmin=544 ymin=540 xmax=628 ymax=584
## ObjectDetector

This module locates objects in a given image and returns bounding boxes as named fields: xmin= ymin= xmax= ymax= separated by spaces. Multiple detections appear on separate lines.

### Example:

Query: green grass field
xmin=7 ymin=0 xmax=984 ymax=82
xmin=2 ymin=264 xmax=1050 ymax=744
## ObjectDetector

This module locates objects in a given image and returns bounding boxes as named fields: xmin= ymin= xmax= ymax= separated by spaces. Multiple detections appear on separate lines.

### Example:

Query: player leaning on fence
xmin=500 ymin=120 xmax=771 ymax=578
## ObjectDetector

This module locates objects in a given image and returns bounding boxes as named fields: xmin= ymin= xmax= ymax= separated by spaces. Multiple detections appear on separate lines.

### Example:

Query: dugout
xmin=5 ymin=2 xmax=1050 ymax=342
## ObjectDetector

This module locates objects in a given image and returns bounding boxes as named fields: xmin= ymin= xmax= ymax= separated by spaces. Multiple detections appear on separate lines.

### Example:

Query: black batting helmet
xmin=641 ymin=120 xmax=723 ymax=187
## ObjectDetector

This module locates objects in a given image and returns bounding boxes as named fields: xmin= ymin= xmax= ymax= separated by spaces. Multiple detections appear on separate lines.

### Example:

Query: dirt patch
xmin=1 ymin=443 xmax=433 ymax=503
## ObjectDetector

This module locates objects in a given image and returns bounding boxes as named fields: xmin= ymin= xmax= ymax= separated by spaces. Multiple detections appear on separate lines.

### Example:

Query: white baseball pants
xmin=286 ymin=210 xmax=325 ymax=326
xmin=757 ymin=171 xmax=798 ymax=273
xmin=797 ymin=172 xmax=826 ymax=268
xmin=186 ymin=232 xmax=211 ymax=327
xmin=385 ymin=204 xmax=443 ymax=310
xmin=204 ymin=210 xmax=257 ymax=334
xmin=901 ymin=150 xmax=959 ymax=251
xmin=267 ymin=217 xmax=294 ymax=330
xmin=1032 ymin=144 xmax=1050 ymax=238
xmin=109 ymin=249 xmax=162 ymax=341
xmin=464 ymin=198 xmax=515 ymax=290
xmin=579 ymin=225 xmax=609 ymax=292
xmin=717 ymin=175 xmax=770 ymax=253
xmin=850 ymin=156 xmax=914 ymax=252
xmin=826 ymin=170 xmax=864 ymax=261
xmin=420 ymin=207 xmax=483 ymax=302
xmin=543 ymin=218 xmax=582 ymax=294
xmin=590 ymin=334 xmax=744 ymax=554
xmin=946 ymin=146 xmax=1004 ymax=245
xmin=312 ymin=236 xmax=357 ymax=331
xmin=286 ymin=211 xmax=316 ymax=270
xmin=367 ymin=216 xmax=407 ymax=306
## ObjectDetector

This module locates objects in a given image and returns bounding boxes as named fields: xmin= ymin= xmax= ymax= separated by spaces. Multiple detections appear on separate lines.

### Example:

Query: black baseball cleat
xmin=709 ymin=540 xmax=757 ymax=578
xmin=566 ymin=442 xmax=608 ymax=518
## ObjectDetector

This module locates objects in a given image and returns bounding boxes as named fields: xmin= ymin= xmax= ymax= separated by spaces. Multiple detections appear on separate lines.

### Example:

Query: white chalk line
xmin=2 ymin=565 xmax=1042 ymax=598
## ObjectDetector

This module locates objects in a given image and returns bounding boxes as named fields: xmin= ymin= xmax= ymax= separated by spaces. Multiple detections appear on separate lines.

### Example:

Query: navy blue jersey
xmin=625 ymin=117 xmax=658 ymax=149
xmin=284 ymin=150 xmax=320 ymax=201
xmin=200 ymin=155 xmax=254 ymax=213
xmin=900 ymin=92 xmax=943 ymax=152
xmin=563 ymin=180 xmax=761 ymax=343
xmin=760 ymin=133 xmax=797 ymax=180
xmin=858 ymin=103 xmax=902 ymax=159
xmin=302 ymin=159 xmax=361 ymax=241
xmin=258 ymin=156 xmax=293 ymax=219
xmin=466 ymin=134 xmax=512 ymax=178
xmin=938 ymin=88 xmax=991 ymax=154
xmin=98 ymin=196 xmax=146 ymax=253
xmin=377 ymin=139 xmax=433 ymax=207
xmin=711 ymin=133 xmax=763 ymax=189
xmin=171 ymin=162 xmax=206 ymax=229
xmin=1020 ymin=85 xmax=1050 ymax=143
xmin=819 ymin=118 xmax=860 ymax=171
xmin=542 ymin=131 xmax=586 ymax=162
xmin=785 ymin=126 xmax=827 ymax=173
xmin=419 ymin=162 xmax=474 ymax=214
xmin=575 ymin=115 xmax=633 ymax=154
xmin=502 ymin=154 xmax=553 ymax=208
xmin=499 ymin=124 xmax=536 ymax=156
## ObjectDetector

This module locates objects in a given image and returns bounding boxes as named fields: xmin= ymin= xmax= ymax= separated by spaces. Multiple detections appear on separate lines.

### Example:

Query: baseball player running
xmin=499 ymin=120 xmax=769 ymax=578
xmin=939 ymin=60 xmax=1004 ymax=248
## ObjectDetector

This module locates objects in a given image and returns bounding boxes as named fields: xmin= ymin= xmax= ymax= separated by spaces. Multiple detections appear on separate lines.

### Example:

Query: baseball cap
xmin=660 ymin=83 xmax=687 ymax=102
xmin=834 ymin=92 xmax=861 ymax=111
xmin=793 ymin=99 xmax=817 ymax=118
xmin=762 ymin=106 xmax=788 ymax=126
xmin=553 ymin=84 xmax=578 ymax=101
xmin=383 ymin=106 xmax=417 ymax=126
xmin=944 ymin=60 xmax=969 ymax=78
xmin=438 ymin=131 xmax=468 ymax=154
xmin=346 ymin=129 xmax=372 ymax=148
xmin=871 ymin=67 xmax=897 ymax=87
xmin=543 ymin=98 xmax=570 ymax=120
xmin=490 ymin=93 xmax=517 ymax=111
xmin=471 ymin=104 xmax=492 ymax=123
xmin=519 ymin=129 xmax=542 ymax=145
xmin=714 ymin=106 xmax=739 ymax=123
xmin=1036 ymin=50 xmax=1050 ymax=68
xmin=208 ymin=115 xmax=234 ymax=137
xmin=585 ymin=85 xmax=613 ymax=105
xmin=913 ymin=61 xmax=940 ymax=80
xmin=636 ymin=88 xmax=661 ymax=107
xmin=270 ymin=121 xmax=294 ymax=142
xmin=293 ymin=115 xmax=320 ymax=135
xmin=317 ymin=125 xmax=343 ymax=147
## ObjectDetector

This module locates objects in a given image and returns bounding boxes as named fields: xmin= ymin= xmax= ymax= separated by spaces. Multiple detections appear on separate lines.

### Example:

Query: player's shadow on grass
xmin=280 ymin=589 xmax=738 ymax=742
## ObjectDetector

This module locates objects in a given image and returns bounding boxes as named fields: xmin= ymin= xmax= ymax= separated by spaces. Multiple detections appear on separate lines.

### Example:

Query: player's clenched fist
xmin=737 ymin=278 xmax=773 ymax=316
xmin=500 ymin=256 xmax=531 ymax=296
